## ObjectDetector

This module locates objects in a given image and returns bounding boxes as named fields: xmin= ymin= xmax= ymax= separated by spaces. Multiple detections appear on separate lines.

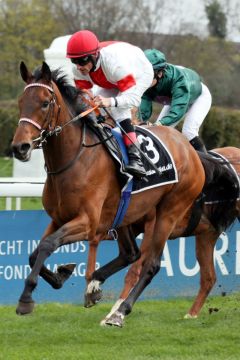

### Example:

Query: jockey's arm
xmin=159 ymin=84 xmax=190 ymax=126
xmin=139 ymin=95 xmax=153 ymax=122
xmin=95 ymin=50 xmax=152 ymax=109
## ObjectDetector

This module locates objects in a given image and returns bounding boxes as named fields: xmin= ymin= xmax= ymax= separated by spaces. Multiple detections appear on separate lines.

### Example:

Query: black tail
xmin=198 ymin=152 xmax=239 ymax=232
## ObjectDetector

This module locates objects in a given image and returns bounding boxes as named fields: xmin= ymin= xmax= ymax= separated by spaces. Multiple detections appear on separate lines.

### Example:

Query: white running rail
xmin=0 ymin=177 xmax=45 ymax=210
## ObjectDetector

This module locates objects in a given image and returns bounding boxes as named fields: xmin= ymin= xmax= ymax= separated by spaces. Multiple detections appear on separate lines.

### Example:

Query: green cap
xmin=144 ymin=49 xmax=166 ymax=70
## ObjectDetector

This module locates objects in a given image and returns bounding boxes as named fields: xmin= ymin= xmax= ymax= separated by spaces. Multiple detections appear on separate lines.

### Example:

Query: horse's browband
xmin=18 ymin=117 xmax=42 ymax=130
xmin=24 ymin=83 xmax=54 ymax=92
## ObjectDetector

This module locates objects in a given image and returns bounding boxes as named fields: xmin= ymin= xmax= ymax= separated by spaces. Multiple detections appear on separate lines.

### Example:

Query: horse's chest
xmin=44 ymin=185 xmax=82 ymax=222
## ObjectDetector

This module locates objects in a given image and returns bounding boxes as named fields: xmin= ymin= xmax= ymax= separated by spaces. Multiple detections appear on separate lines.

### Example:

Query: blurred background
xmin=0 ymin=0 xmax=240 ymax=158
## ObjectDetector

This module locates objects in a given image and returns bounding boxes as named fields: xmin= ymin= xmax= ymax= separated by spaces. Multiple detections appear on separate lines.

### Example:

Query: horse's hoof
xmin=51 ymin=263 xmax=76 ymax=289
xmin=57 ymin=263 xmax=76 ymax=278
xmin=16 ymin=301 xmax=35 ymax=315
xmin=84 ymin=288 xmax=102 ymax=308
xmin=184 ymin=313 xmax=198 ymax=319
xmin=104 ymin=311 xmax=124 ymax=328
xmin=100 ymin=318 xmax=108 ymax=326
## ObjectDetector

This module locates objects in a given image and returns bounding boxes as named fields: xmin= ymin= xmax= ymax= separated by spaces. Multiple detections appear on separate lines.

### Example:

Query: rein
xmin=46 ymin=121 xmax=86 ymax=175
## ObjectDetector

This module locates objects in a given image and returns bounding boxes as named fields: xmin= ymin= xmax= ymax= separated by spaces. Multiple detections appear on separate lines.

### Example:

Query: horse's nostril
xmin=20 ymin=143 xmax=31 ymax=153
xmin=12 ymin=143 xmax=31 ymax=157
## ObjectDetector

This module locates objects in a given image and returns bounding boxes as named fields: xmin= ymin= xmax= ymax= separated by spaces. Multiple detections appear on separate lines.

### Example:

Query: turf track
xmin=1 ymin=294 xmax=240 ymax=360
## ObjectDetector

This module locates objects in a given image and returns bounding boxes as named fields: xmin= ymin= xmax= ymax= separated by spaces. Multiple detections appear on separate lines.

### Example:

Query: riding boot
xmin=125 ymin=142 xmax=146 ymax=178
xmin=120 ymin=118 xmax=146 ymax=178
xmin=189 ymin=136 xmax=207 ymax=153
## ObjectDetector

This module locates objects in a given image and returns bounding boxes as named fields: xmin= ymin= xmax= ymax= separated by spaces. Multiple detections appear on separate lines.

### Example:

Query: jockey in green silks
xmin=140 ymin=49 xmax=212 ymax=152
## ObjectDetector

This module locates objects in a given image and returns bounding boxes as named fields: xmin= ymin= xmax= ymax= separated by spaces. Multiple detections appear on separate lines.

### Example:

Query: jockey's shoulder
xmin=164 ymin=64 xmax=200 ymax=84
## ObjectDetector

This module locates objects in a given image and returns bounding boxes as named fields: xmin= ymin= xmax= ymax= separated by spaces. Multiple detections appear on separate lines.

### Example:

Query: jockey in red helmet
xmin=66 ymin=30 xmax=154 ymax=179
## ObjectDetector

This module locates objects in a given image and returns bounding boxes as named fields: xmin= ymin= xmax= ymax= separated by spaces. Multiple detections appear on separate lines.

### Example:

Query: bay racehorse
xmin=11 ymin=62 xmax=237 ymax=323
xmin=101 ymin=146 xmax=240 ymax=326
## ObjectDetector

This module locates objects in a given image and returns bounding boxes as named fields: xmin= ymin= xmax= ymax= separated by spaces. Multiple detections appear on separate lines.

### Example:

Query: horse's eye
xmin=42 ymin=101 xmax=49 ymax=109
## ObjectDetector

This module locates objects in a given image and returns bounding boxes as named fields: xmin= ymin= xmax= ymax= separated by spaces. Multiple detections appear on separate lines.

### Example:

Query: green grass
xmin=0 ymin=157 xmax=42 ymax=210
xmin=0 ymin=295 xmax=240 ymax=360
xmin=0 ymin=156 xmax=13 ymax=176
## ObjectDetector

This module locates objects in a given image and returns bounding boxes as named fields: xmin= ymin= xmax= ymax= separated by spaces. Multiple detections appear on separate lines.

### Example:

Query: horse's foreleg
xmin=102 ymin=215 xmax=155 ymax=324
xmin=100 ymin=257 xmax=144 ymax=327
xmin=103 ymin=249 xmax=163 ymax=327
xmin=184 ymin=231 xmax=218 ymax=319
xmin=88 ymin=226 xmax=141 ymax=293
xmin=121 ymin=213 xmax=155 ymax=298
xmin=30 ymin=248 xmax=76 ymax=289
xmin=16 ymin=216 xmax=91 ymax=315
xmin=29 ymin=221 xmax=76 ymax=289
xmin=84 ymin=234 xmax=103 ymax=308
xmin=16 ymin=230 xmax=62 ymax=315
xmin=104 ymin=194 xmax=195 ymax=327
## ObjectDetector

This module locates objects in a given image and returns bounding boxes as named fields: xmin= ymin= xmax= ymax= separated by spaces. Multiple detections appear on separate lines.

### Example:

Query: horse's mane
xmin=33 ymin=67 xmax=87 ymax=115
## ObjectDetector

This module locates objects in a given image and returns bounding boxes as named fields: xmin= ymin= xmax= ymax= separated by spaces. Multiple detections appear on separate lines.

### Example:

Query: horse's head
xmin=12 ymin=61 xmax=58 ymax=161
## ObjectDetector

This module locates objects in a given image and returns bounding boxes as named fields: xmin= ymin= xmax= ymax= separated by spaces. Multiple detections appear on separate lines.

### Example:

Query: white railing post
xmin=16 ymin=197 xmax=21 ymax=210
xmin=6 ymin=197 xmax=12 ymax=210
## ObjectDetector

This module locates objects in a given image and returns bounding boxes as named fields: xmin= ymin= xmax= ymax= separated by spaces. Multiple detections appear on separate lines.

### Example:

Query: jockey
xmin=140 ymin=49 xmax=212 ymax=153
xmin=66 ymin=29 xmax=154 ymax=178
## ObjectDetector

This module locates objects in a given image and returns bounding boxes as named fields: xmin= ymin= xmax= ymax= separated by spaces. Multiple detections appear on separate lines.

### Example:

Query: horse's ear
xmin=41 ymin=61 xmax=52 ymax=82
xmin=20 ymin=61 xmax=33 ymax=83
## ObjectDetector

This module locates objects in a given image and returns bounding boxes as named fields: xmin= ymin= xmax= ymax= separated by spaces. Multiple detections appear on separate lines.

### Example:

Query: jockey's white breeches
xmin=156 ymin=83 xmax=212 ymax=141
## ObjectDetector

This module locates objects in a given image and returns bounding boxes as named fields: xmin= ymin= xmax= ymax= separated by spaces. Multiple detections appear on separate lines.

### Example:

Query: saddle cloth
xmin=110 ymin=125 xmax=178 ymax=194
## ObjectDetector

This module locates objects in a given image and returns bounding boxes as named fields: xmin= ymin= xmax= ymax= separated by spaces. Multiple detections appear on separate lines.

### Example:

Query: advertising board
xmin=0 ymin=211 xmax=239 ymax=304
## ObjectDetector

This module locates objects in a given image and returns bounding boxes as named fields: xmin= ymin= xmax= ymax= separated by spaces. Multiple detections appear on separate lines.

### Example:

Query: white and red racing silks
xmin=72 ymin=41 xmax=153 ymax=109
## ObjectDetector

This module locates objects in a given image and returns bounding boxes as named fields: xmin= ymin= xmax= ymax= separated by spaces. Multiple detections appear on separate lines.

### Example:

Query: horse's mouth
xmin=14 ymin=151 xmax=31 ymax=162
xmin=20 ymin=154 xmax=31 ymax=162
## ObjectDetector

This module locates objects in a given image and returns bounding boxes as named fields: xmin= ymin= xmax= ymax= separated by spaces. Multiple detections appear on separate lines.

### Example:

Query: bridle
xmin=19 ymin=82 xmax=61 ymax=146
xmin=18 ymin=82 xmax=98 ymax=147
xmin=17 ymin=82 xmax=109 ymax=175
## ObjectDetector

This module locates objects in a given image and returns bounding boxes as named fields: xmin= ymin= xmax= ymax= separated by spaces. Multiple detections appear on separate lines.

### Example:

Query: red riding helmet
xmin=66 ymin=30 xmax=100 ymax=58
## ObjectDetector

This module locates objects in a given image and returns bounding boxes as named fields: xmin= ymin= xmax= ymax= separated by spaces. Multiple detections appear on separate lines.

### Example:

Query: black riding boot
xmin=125 ymin=143 xmax=146 ymax=178
xmin=190 ymin=136 xmax=207 ymax=153
xmin=120 ymin=118 xmax=146 ymax=178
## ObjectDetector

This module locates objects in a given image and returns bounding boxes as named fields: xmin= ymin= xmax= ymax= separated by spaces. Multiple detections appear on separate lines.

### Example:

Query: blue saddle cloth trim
xmin=111 ymin=180 xmax=133 ymax=229
xmin=110 ymin=126 xmax=133 ymax=229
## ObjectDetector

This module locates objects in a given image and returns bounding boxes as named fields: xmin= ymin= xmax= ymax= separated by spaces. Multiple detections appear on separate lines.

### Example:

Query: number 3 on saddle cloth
xmin=107 ymin=126 xmax=179 ymax=232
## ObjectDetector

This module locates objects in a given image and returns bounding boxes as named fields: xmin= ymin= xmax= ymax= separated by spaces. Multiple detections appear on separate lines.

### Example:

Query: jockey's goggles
xmin=71 ymin=56 xmax=92 ymax=66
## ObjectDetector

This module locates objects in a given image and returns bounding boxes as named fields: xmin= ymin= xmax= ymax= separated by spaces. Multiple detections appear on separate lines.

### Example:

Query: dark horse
xmin=11 ymin=62 xmax=237 ymax=324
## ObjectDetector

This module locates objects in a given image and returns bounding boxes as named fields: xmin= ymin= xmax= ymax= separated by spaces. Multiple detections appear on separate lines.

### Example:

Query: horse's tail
xmin=198 ymin=152 xmax=239 ymax=232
